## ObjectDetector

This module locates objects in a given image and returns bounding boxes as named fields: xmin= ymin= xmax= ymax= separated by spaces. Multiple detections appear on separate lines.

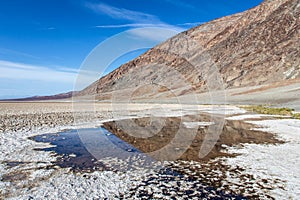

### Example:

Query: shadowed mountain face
xmin=79 ymin=0 xmax=300 ymax=100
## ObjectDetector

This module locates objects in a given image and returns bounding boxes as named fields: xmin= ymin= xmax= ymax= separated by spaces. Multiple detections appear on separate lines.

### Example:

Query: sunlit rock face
xmin=78 ymin=0 xmax=300 ymax=100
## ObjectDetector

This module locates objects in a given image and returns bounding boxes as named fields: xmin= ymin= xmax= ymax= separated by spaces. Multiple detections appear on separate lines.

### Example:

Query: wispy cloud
xmin=0 ymin=60 xmax=76 ymax=83
xmin=95 ymin=21 xmax=202 ymax=31
xmin=127 ymin=28 xmax=180 ymax=43
xmin=87 ymin=2 xmax=202 ymax=31
xmin=86 ymin=2 xmax=160 ymax=23
xmin=86 ymin=1 xmax=188 ymax=32
xmin=0 ymin=47 xmax=40 ymax=59
xmin=0 ymin=60 xmax=83 ymax=98
xmin=95 ymin=23 xmax=165 ymax=28
xmin=177 ymin=22 xmax=204 ymax=26
xmin=95 ymin=23 xmax=186 ymax=30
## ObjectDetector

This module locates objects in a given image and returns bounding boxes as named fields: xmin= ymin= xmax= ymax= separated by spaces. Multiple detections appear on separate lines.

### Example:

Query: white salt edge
xmin=221 ymin=118 xmax=300 ymax=199
xmin=183 ymin=121 xmax=215 ymax=128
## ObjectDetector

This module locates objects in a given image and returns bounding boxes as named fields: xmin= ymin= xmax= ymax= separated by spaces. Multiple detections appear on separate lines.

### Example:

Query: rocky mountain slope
xmin=79 ymin=0 xmax=300 ymax=101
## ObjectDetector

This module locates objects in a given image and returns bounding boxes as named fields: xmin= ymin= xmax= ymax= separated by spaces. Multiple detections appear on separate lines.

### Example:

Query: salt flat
xmin=0 ymin=102 xmax=299 ymax=199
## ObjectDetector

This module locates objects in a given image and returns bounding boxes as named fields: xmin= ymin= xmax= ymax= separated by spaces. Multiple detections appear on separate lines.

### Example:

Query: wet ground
xmin=29 ymin=129 xmax=246 ymax=199
xmin=24 ymin=114 xmax=282 ymax=199
xmin=103 ymin=114 xmax=281 ymax=161
xmin=29 ymin=114 xmax=280 ymax=171
xmin=30 ymin=129 xmax=109 ymax=172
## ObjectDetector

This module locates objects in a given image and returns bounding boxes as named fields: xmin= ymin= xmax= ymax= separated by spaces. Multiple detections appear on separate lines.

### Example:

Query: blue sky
xmin=0 ymin=0 xmax=263 ymax=99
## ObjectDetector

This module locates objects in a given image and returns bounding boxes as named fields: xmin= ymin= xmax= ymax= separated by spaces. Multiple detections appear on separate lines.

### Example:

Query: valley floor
xmin=0 ymin=102 xmax=299 ymax=199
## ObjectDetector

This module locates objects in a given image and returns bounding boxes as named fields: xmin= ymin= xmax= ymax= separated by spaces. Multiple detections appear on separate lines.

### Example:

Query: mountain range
xmin=77 ymin=0 xmax=299 ymax=103
xmin=7 ymin=0 xmax=300 ymax=106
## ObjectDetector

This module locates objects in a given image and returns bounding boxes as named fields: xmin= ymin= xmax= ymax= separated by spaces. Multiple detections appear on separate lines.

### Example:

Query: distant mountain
xmin=78 ymin=0 xmax=300 ymax=101
xmin=0 ymin=92 xmax=74 ymax=101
